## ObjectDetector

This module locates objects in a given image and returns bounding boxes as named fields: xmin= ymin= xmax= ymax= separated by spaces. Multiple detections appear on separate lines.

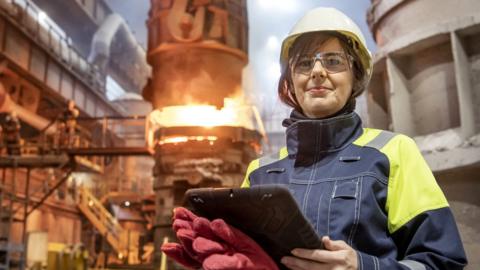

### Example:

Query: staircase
xmin=77 ymin=188 xmax=139 ymax=264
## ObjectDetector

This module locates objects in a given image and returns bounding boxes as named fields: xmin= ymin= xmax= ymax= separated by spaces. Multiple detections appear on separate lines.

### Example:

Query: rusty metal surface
xmin=145 ymin=1 xmax=258 ymax=267
xmin=144 ymin=0 xmax=248 ymax=108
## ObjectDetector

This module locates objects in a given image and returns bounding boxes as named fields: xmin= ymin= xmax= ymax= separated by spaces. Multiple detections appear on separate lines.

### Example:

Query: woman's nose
xmin=311 ymin=60 xmax=327 ymax=80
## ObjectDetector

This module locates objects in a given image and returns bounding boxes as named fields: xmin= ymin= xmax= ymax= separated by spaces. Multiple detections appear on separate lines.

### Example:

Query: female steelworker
xmin=241 ymin=7 xmax=467 ymax=270
xmin=162 ymin=7 xmax=467 ymax=270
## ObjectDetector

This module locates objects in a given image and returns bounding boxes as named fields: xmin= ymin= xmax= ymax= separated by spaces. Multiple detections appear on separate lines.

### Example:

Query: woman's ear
xmin=278 ymin=69 xmax=300 ymax=109
xmin=287 ymin=81 xmax=295 ymax=96
xmin=286 ymin=80 xmax=300 ymax=108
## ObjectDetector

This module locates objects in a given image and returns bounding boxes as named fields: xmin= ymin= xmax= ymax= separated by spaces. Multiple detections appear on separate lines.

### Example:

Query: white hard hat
xmin=280 ymin=7 xmax=372 ymax=88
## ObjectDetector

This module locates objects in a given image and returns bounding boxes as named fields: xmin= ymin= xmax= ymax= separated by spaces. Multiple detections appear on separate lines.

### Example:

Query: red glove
xmin=198 ymin=219 xmax=279 ymax=270
xmin=162 ymin=208 xmax=279 ymax=270
xmin=161 ymin=207 xmax=224 ymax=268
xmin=161 ymin=207 xmax=204 ymax=269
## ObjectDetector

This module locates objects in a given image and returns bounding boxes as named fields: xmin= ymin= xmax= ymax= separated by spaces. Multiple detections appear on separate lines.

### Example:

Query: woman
xmin=163 ymin=7 xmax=467 ymax=270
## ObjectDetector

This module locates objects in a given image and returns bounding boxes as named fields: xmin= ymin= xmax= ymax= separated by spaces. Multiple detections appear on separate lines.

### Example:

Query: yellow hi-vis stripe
xmin=240 ymin=146 xmax=288 ymax=188
xmin=355 ymin=128 xmax=448 ymax=233
xmin=241 ymin=159 xmax=259 ymax=188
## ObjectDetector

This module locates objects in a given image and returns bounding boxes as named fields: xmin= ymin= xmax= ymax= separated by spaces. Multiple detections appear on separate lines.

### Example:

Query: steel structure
xmin=0 ymin=0 xmax=154 ymax=269
xmin=0 ymin=114 xmax=154 ymax=269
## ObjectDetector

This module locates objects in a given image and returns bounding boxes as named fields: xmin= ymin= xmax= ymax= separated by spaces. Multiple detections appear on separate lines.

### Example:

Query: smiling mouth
xmin=307 ymin=86 xmax=332 ymax=93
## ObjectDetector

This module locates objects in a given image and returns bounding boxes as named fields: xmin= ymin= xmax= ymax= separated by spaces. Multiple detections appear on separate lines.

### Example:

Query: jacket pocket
xmin=327 ymin=177 xmax=362 ymax=245
xmin=333 ymin=179 xmax=358 ymax=199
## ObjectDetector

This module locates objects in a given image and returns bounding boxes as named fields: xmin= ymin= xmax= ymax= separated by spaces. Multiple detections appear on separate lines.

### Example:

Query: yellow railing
xmin=77 ymin=188 xmax=139 ymax=264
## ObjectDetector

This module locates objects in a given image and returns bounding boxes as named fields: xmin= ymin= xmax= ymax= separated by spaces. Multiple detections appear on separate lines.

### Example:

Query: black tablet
xmin=185 ymin=184 xmax=323 ymax=268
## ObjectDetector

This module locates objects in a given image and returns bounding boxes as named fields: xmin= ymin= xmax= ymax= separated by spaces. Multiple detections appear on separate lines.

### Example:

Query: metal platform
xmin=0 ymin=155 xmax=70 ymax=168
xmin=66 ymin=147 xmax=153 ymax=157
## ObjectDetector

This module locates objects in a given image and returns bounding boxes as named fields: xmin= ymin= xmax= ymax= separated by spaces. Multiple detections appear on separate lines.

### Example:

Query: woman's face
xmin=291 ymin=37 xmax=354 ymax=118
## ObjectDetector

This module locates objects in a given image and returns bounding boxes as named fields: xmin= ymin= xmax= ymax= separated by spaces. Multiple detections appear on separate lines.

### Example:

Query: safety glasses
xmin=293 ymin=51 xmax=353 ymax=75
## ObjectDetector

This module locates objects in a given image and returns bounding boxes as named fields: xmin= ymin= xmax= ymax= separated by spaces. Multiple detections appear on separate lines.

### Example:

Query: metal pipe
xmin=0 ymin=82 xmax=57 ymax=134
xmin=88 ymin=13 xmax=150 ymax=87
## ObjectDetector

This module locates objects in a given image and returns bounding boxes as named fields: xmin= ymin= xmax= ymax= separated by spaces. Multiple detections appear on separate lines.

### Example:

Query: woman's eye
xmin=297 ymin=59 xmax=311 ymax=68
xmin=324 ymin=57 xmax=343 ymax=66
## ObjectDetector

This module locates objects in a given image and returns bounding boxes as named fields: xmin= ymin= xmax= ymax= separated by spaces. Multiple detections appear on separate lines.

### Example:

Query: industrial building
xmin=0 ymin=0 xmax=258 ymax=268
xmin=0 ymin=0 xmax=157 ymax=268
xmin=0 ymin=0 xmax=477 ymax=269
xmin=367 ymin=0 xmax=480 ymax=269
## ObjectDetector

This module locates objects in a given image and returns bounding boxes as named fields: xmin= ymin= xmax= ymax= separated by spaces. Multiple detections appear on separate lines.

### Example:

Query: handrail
xmin=77 ymin=187 xmax=139 ymax=263
xmin=77 ymin=187 xmax=123 ymax=245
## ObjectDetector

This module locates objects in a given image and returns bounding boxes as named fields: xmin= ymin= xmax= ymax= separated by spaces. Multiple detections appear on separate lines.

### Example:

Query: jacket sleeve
xmin=358 ymin=135 xmax=467 ymax=270
xmin=357 ymin=207 xmax=467 ymax=270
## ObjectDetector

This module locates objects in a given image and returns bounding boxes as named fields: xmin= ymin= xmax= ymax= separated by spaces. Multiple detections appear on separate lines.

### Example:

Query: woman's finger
xmin=173 ymin=218 xmax=192 ymax=232
xmin=292 ymin=248 xmax=342 ymax=263
xmin=173 ymin=207 xmax=198 ymax=221
xmin=176 ymin=228 xmax=198 ymax=258
xmin=192 ymin=236 xmax=227 ymax=258
xmin=281 ymin=256 xmax=326 ymax=270
xmin=322 ymin=236 xmax=349 ymax=251
xmin=161 ymin=242 xmax=201 ymax=269
xmin=193 ymin=216 xmax=217 ymax=240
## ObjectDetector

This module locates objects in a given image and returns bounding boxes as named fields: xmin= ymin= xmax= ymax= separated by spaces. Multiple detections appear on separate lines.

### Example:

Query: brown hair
xmin=278 ymin=31 xmax=367 ymax=110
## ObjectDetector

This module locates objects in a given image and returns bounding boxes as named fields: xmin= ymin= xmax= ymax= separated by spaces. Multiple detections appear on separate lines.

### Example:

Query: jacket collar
xmin=282 ymin=110 xmax=362 ymax=163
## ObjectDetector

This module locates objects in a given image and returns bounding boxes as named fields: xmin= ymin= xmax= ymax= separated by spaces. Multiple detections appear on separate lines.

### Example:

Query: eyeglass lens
xmin=294 ymin=52 xmax=350 ymax=75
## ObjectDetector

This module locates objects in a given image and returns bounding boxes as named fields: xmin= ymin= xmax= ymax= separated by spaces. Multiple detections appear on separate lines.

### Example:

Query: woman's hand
xmin=162 ymin=207 xmax=279 ymax=270
xmin=281 ymin=236 xmax=358 ymax=270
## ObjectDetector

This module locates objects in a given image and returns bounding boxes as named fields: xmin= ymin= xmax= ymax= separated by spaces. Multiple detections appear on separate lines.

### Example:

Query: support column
xmin=386 ymin=57 xmax=415 ymax=136
xmin=451 ymin=31 xmax=476 ymax=139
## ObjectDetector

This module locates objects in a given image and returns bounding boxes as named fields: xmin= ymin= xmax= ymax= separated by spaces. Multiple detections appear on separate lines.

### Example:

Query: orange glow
xmin=159 ymin=136 xmax=218 ymax=145
xmin=146 ymin=97 xmax=268 ymax=149
xmin=149 ymin=98 xmax=255 ymax=129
